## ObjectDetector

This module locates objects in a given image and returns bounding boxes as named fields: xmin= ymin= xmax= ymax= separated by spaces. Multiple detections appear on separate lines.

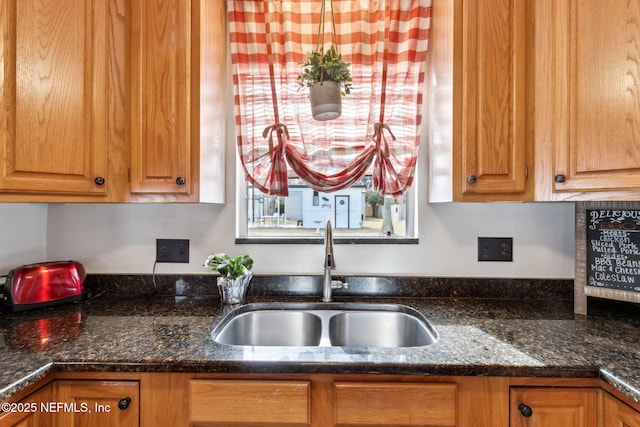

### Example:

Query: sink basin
xmin=211 ymin=302 xmax=437 ymax=348
xmin=213 ymin=310 xmax=322 ymax=346
xmin=329 ymin=311 xmax=435 ymax=347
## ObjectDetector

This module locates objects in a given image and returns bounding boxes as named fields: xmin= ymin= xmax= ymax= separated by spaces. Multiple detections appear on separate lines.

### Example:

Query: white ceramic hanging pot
xmin=309 ymin=81 xmax=342 ymax=121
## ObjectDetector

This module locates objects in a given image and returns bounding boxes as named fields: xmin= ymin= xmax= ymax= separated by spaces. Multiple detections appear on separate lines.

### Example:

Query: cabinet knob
xmin=554 ymin=174 xmax=566 ymax=183
xmin=118 ymin=397 xmax=131 ymax=410
xmin=467 ymin=175 xmax=477 ymax=184
xmin=518 ymin=403 xmax=533 ymax=417
xmin=175 ymin=177 xmax=185 ymax=185
xmin=94 ymin=177 xmax=106 ymax=186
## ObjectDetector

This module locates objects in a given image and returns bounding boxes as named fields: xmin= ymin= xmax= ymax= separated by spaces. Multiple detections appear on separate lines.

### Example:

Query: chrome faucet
xmin=322 ymin=220 xmax=348 ymax=302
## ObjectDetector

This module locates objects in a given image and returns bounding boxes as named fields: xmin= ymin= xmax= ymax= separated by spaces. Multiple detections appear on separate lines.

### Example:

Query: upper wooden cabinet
xmin=0 ymin=0 xmax=226 ymax=203
xmin=428 ymin=0 xmax=532 ymax=202
xmin=0 ymin=0 xmax=110 ymax=199
xmin=430 ymin=0 xmax=640 ymax=202
xmin=534 ymin=0 xmax=640 ymax=200
xmin=128 ymin=0 xmax=226 ymax=203
xmin=129 ymin=0 xmax=193 ymax=200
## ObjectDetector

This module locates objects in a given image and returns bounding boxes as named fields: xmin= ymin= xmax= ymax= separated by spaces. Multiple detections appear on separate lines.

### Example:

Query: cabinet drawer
xmin=189 ymin=379 xmax=310 ymax=425
xmin=334 ymin=382 xmax=456 ymax=426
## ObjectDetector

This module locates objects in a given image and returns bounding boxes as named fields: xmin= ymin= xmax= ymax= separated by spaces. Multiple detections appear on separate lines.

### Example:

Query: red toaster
xmin=1 ymin=261 xmax=87 ymax=312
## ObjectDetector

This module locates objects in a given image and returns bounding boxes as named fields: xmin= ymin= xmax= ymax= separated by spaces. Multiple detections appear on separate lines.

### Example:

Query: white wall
xmin=0 ymin=195 xmax=574 ymax=278
xmin=0 ymin=204 xmax=48 ymax=274
xmin=44 ymin=200 xmax=575 ymax=278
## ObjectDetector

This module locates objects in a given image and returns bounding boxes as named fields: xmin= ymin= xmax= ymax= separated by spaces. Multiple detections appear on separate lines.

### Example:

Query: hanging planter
xmin=310 ymin=81 xmax=342 ymax=121
xmin=296 ymin=0 xmax=352 ymax=121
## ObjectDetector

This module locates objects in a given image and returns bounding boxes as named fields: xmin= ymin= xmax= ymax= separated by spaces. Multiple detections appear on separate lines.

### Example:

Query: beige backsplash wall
xmin=0 ymin=203 xmax=48 ymax=272
xmin=39 ymin=201 xmax=575 ymax=278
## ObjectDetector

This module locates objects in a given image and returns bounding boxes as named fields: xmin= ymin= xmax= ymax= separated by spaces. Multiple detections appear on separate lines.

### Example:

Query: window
xmin=240 ymin=174 xmax=414 ymax=239
xmin=237 ymin=170 xmax=417 ymax=241
xmin=228 ymin=1 xmax=431 ymax=241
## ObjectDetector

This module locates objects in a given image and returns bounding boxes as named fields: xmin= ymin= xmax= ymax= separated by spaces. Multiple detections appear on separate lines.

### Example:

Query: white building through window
xmin=239 ymin=173 xmax=413 ymax=240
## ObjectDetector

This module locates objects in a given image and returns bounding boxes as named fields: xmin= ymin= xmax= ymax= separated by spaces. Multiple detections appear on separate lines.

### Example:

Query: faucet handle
xmin=330 ymin=280 xmax=348 ymax=290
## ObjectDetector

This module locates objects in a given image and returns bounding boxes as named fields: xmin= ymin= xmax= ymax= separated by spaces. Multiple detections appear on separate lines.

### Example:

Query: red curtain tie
xmin=373 ymin=122 xmax=395 ymax=158
xmin=262 ymin=123 xmax=289 ymax=156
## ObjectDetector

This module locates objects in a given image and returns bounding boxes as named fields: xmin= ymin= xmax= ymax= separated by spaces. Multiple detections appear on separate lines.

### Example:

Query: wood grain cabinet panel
xmin=510 ymin=387 xmax=598 ymax=427
xmin=0 ymin=0 xmax=226 ymax=203
xmin=128 ymin=0 xmax=226 ymax=202
xmin=428 ymin=0 xmax=532 ymax=202
xmin=603 ymin=391 xmax=640 ymax=427
xmin=0 ymin=383 xmax=54 ymax=427
xmin=456 ymin=0 xmax=528 ymax=198
xmin=333 ymin=382 xmax=456 ymax=426
xmin=129 ymin=0 xmax=192 ymax=198
xmin=55 ymin=380 xmax=139 ymax=427
xmin=0 ymin=0 xmax=109 ymax=197
xmin=189 ymin=379 xmax=311 ymax=426
xmin=534 ymin=0 xmax=640 ymax=200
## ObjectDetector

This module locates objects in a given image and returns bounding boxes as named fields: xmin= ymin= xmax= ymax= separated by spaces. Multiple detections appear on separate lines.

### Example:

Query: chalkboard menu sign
xmin=587 ymin=209 xmax=640 ymax=292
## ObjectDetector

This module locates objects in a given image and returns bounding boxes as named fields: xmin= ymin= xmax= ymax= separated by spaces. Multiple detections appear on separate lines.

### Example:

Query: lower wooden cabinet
xmin=161 ymin=378 xmax=458 ymax=427
xmin=142 ymin=374 xmax=477 ymax=427
xmin=602 ymin=391 xmax=640 ymax=427
xmin=333 ymin=382 xmax=456 ymax=426
xmin=55 ymin=380 xmax=139 ymax=427
xmin=510 ymin=387 xmax=598 ymax=427
xmin=3 ymin=373 xmax=640 ymax=427
xmin=189 ymin=379 xmax=310 ymax=426
xmin=0 ymin=383 xmax=54 ymax=427
xmin=0 ymin=377 xmax=139 ymax=427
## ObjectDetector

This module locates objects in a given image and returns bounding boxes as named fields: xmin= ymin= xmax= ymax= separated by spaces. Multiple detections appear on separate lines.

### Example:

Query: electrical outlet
xmin=156 ymin=239 xmax=190 ymax=263
xmin=478 ymin=237 xmax=513 ymax=262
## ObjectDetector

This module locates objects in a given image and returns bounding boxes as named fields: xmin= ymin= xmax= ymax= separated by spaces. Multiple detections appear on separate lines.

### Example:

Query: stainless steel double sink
xmin=211 ymin=302 xmax=438 ymax=348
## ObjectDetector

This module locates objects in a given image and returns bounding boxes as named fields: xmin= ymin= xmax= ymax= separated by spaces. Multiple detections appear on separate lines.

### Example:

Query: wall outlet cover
xmin=478 ymin=237 xmax=513 ymax=262
xmin=156 ymin=239 xmax=190 ymax=263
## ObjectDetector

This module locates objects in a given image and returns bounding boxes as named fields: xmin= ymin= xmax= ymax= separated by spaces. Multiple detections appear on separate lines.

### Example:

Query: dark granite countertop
xmin=1 ymin=276 xmax=640 ymax=405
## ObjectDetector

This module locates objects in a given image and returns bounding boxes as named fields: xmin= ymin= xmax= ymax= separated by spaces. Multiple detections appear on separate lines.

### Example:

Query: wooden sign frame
xmin=575 ymin=201 xmax=640 ymax=314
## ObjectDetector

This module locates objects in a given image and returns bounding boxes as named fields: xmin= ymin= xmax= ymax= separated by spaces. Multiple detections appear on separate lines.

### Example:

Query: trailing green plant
xmin=204 ymin=253 xmax=254 ymax=279
xmin=297 ymin=45 xmax=352 ymax=96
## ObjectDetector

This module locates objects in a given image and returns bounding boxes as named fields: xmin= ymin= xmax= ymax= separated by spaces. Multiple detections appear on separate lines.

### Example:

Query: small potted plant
xmin=297 ymin=45 xmax=352 ymax=121
xmin=204 ymin=253 xmax=254 ymax=304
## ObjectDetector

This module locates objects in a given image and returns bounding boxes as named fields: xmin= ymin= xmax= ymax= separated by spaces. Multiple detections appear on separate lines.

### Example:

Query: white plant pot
xmin=309 ymin=81 xmax=342 ymax=121
xmin=217 ymin=271 xmax=253 ymax=304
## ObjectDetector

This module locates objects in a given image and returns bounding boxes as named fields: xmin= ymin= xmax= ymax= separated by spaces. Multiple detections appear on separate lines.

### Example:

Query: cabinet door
xmin=454 ymin=0 xmax=529 ymax=199
xmin=510 ymin=387 xmax=597 ymax=427
xmin=0 ymin=384 xmax=54 ymax=427
xmin=0 ymin=0 xmax=109 ymax=196
xmin=129 ymin=0 xmax=193 ymax=198
xmin=189 ymin=379 xmax=310 ymax=426
xmin=55 ymin=380 xmax=139 ymax=427
xmin=334 ymin=382 xmax=456 ymax=426
xmin=536 ymin=0 xmax=640 ymax=198
xmin=603 ymin=392 xmax=640 ymax=427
